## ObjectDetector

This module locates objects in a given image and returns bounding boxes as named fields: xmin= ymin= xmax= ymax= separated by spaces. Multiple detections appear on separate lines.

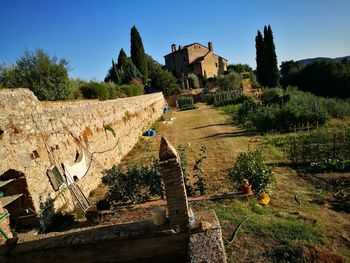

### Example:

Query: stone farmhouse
xmin=164 ymin=42 xmax=228 ymax=79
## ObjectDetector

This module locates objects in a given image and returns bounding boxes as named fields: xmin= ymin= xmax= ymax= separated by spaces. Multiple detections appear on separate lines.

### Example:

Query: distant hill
xmin=297 ymin=56 xmax=350 ymax=66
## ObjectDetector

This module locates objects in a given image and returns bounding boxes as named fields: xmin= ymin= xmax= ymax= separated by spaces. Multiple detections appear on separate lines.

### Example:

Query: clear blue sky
xmin=1 ymin=0 xmax=349 ymax=81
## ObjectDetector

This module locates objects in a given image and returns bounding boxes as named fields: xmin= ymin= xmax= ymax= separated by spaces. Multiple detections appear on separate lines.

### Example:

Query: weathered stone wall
xmin=0 ymin=89 xmax=166 ymax=226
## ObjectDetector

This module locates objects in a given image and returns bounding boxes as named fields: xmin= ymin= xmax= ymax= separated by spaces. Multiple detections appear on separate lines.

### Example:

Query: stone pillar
xmin=159 ymin=137 xmax=190 ymax=228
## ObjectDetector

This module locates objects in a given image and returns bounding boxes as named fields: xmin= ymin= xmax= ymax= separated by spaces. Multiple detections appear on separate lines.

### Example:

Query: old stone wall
xmin=0 ymin=89 xmax=166 ymax=227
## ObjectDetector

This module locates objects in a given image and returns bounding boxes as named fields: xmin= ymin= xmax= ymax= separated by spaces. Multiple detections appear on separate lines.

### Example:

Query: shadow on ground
xmin=199 ymin=129 xmax=256 ymax=140
xmin=192 ymin=123 xmax=233 ymax=130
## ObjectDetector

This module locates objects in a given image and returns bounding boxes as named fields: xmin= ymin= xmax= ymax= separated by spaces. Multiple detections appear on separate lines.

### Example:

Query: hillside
xmin=297 ymin=55 xmax=350 ymax=66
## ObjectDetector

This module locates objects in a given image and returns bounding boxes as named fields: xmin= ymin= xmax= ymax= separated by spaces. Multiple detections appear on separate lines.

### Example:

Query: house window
xmin=183 ymin=56 xmax=186 ymax=62
xmin=215 ymin=63 xmax=218 ymax=67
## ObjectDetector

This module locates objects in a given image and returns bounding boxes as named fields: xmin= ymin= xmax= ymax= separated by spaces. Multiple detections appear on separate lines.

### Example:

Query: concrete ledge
xmin=188 ymin=210 xmax=227 ymax=263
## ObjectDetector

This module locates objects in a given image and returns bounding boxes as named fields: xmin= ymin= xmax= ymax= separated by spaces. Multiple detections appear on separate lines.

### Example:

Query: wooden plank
xmin=0 ymin=194 xmax=23 ymax=207
xmin=0 ymin=179 xmax=15 ymax=188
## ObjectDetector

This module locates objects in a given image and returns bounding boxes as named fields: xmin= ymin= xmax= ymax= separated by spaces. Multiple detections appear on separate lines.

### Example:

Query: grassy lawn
xmin=95 ymin=102 xmax=350 ymax=262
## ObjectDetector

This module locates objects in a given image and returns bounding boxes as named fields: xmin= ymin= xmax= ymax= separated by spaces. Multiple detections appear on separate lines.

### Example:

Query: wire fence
xmin=284 ymin=124 xmax=350 ymax=165
xmin=203 ymin=90 xmax=243 ymax=106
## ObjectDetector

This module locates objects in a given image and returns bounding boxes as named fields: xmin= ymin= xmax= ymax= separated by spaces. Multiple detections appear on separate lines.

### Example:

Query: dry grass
xmin=120 ymin=103 xmax=259 ymax=193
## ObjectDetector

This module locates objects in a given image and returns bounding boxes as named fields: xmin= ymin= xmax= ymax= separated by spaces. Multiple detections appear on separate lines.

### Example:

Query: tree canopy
xmin=280 ymin=60 xmax=350 ymax=98
xmin=0 ymin=49 xmax=72 ymax=100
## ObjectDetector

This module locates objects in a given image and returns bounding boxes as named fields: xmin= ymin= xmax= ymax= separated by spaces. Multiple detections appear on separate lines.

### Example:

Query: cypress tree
xmin=130 ymin=26 xmax=148 ymax=83
xmin=263 ymin=25 xmax=279 ymax=87
xmin=105 ymin=60 xmax=123 ymax=85
xmin=117 ymin=48 xmax=129 ymax=69
xmin=255 ymin=30 xmax=265 ymax=86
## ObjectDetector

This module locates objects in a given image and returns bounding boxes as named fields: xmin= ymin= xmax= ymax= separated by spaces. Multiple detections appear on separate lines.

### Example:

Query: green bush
xmin=188 ymin=73 xmax=200 ymax=88
xmin=121 ymin=84 xmax=144 ymax=97
xmin=229 ymin=150 xmax=274 ymax=196
xmin=80 ymin=82 xmax=111 ymax=100
xmin=102 ymin=161 xmax=164 ymax=204
xmin=284 ymin=86 xmax=350 ymax=118
xmin=177 ymin=96 xmax=196 ymax=111
xmin=216 ymin=72 xmax=242 ymax=91
xmin=251 ymin=104 xmax=328 ymax=133
xmin=236 ymin=97 xmax=258 ymax=124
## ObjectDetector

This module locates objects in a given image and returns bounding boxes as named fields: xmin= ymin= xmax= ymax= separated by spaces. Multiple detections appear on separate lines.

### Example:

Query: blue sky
xmin=1 ymin=0 xmax=349 ymax=80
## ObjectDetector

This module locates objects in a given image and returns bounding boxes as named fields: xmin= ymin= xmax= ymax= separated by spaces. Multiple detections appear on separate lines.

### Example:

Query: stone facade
xmin=0 ymin=89 xmax=166 ymax=228
xmin=164 ymin=42 xmax=228 ymax=78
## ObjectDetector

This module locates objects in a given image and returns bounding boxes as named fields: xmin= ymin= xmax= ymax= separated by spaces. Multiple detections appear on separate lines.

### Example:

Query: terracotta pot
xmin=241 ymin=185 xmax=253 ymax=195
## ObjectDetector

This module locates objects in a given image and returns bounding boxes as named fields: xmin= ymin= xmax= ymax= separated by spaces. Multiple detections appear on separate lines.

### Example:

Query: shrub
xmin=251 ymin=104 xmax=328 ymax=133
xmin=229 ymin=150 xmax=274 ymax=196
xmin=80 ymin=82 xmax=110 ymax=100
xmin=261 ymin=87 xmax=290 ymax=105
xmin=193 ymin=146 xmax=207 ymax=195
xmin=176 ymin=96 xmax=196 ymax=111
xmin=188 ymin=73 xmax=200 ymax=88
xmin=102 ymin=161 xmax=164 ymax=204
xmin=178 ymin=144 xmax=208 ymax=196
xmin=284 ymin=86 xmax=350 ymax=118
xmin=121 ymin=84 xmax=144 ymax=97
xmin=236 ymin=97 xmax=258 ymax=124
xmin=216 ymin=72 xmax=242 ymax=91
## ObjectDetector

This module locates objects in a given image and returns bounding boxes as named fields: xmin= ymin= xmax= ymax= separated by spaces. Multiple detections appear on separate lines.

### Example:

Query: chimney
xmin=179 ymin=45 xmax=183 ymax=50
xmin=208 ymin=41 xmax=213 ymax=52
xmin=171 ymin=44 xmax=177 ymax=52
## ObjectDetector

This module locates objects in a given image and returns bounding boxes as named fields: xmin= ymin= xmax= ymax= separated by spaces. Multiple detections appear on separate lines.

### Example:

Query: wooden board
xmin=0 ymin=179 xmax=15 ymax=189
xmin=0 ymin=194 xmax=23 ymax=207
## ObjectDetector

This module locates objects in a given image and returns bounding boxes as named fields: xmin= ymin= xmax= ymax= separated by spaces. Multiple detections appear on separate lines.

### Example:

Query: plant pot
xmin=241 ymin=185 xmax=253 ymax=195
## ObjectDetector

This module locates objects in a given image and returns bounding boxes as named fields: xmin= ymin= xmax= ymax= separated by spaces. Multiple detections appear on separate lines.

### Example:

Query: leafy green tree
xmin=0 ymin=62 xmax=17 ymax=88
xmin=130 ymin=26 xmax=148 ymax=83
xmin=0 ymin=49 xmax=72 ymax=100
xmin=150 ymin=68 xmax=179 ymax=96
xmin=263 ymin=25 xmax=279 ymax=87
xmin=146 ymin=54 xmax=162 ymax=76
xmin=227 ymin=63 xmax=253 ymax=73
xmin=255 ymin=30 xmax=265 ymax=85
xmin=215 ymin=72 xmax=242 ymax=91
xmin=280 ymin=60 xmax=302 ymax=87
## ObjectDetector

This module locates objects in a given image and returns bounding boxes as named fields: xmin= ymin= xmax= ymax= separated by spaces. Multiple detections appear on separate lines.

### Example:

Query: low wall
xmin=0 ymin=89 xmax=166 ymax=227
xmin=0 ymin=211 xmax=226 ymax=263
xmin=0 ymin=220 xmax=188 ymax=263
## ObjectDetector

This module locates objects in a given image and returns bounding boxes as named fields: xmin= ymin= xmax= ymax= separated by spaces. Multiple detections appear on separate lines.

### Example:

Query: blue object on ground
xmin=143 ymin=129 xmax=156 ymax=137
xmin=163 ymin=106 xmax=169 ymax=113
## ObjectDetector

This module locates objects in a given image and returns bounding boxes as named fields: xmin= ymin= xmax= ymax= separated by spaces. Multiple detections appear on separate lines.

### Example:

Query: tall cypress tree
xmin=255 ymin=30 xmax=265 ymax=86
xmin=117 ymin=48 xmax=129 ymax=69
xmin=130 ymin=26 xmax=148 ymax=83
xmin=263 ymin=25 xmax=279 ymax=87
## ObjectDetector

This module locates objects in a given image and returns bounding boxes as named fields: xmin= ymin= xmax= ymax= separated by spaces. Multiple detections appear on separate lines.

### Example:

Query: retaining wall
xmin=0 ymin=89 xmax=166 ymax=227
